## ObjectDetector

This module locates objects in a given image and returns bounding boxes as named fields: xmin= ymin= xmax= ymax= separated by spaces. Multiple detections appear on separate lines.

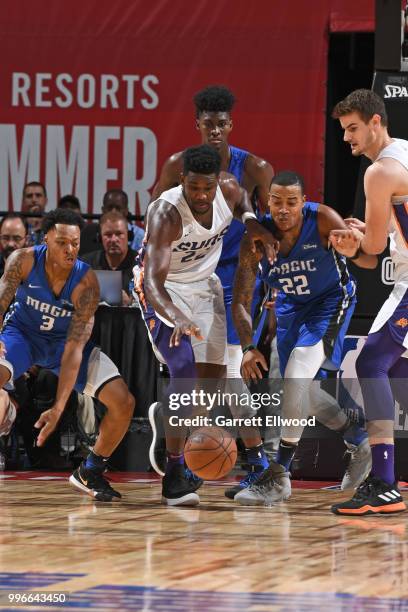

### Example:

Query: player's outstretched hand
xmin=170 ymin=315 xmax=204 ymax=348
xmin=241 ymin=348 xmax=268 ymax=383
xmin=344 ymin=217 xmax=366 ymax=233
xmin=35 ymin=407 xmax=63 ymax=447
xmin=329 ymin=228 xmax=364 ymax=258
xmin=244 ymin=220 xmax=279 ymax=264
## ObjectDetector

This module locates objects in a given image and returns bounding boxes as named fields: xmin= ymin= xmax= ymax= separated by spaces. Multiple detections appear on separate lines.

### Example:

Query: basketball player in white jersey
xmin=133 ymin=145 xmax=278 ymax=505
xmin=330 ymin=88 xmax=408 ymax=515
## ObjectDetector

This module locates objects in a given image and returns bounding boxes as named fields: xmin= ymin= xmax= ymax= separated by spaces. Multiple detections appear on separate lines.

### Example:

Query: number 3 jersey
xmin=5 ymin=244 xmax=90 ymax=339
xmin=260 ymin=202 xmax=356 ymax=375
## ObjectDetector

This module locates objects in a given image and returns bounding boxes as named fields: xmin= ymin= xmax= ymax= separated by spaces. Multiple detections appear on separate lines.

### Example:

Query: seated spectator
xmin=21 ymin=181 xmax=47 ymax=245
xmin=79 ymin=188 xmax=144 ymax=256
xmin=81 ymin=211 xmax=136 ymax=305
xmin=58 ymin=194 xmax=82 ymax=215
xmin=0 ymin=213 xmax=29 ymax=276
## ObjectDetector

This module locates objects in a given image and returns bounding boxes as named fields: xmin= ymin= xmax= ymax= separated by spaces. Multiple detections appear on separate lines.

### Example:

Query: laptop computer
xmin=93 ymin=270 xmax=123 ymax=306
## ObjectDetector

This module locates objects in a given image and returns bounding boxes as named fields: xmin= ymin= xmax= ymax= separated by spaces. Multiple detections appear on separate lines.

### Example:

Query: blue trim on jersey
xmin=260 ymin=202 xmax=356 ymax=374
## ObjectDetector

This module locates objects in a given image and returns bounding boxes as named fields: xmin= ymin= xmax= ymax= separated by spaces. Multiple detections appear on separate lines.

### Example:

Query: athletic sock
xmin=277 ymin=441 xmax=298 ymax=471
xmin=165 ymin=452 xmax=184 ymax=475
xmin=85 ymin=450 xmax=109 ymax=472
xmin=246 ymin=444 xmax=269 ymax=471
xmin=371 ymin=443 xmax=395 ymax=485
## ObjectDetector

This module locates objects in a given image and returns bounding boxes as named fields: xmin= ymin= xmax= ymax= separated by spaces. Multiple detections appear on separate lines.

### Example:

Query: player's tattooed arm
xmin=232 ymin=235 xmax=262 ymax=347
xmin=233 ymin=236 xmax=269 ymax=382
xmin=0 ymin=248 xmax=33 ymax=324
xmin=67 ymin=270 xmax=100 ymax=345
xmin=51 ymin=270 xmax=100 ymax=416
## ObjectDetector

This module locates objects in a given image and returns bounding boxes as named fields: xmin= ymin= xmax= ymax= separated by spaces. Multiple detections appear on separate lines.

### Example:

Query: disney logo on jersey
xmin=173 ymin=226 xmax=230 ymax=263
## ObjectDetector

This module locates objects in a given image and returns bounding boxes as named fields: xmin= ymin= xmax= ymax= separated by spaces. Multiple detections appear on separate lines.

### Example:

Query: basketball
xmin=184 ymin=426 xmax=237 ymax=480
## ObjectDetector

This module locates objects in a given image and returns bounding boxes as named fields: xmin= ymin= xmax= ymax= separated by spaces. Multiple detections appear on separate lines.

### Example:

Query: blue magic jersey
xmin=216 ymin=145 xmax=249 ymax=274
xmin=261 ymin=202 xmax=355 ymax=309
xmin=260 ymin=202 xmax=356 ymax=375
xmin=6 ymin=244 xmax=90 ymax=339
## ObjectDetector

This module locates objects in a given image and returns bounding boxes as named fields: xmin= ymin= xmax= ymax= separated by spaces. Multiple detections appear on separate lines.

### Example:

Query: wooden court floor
xmin=0 ymin=472 xmax=407 ymax=611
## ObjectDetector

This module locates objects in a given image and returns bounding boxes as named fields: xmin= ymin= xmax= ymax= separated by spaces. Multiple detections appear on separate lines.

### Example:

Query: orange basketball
xmin=184 ymin=426 xmax=237 ymax=480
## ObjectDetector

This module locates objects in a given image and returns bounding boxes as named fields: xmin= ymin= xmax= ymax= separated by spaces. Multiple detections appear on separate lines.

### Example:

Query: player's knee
xmin=115 ymin=388 xmax=134 ymax=421
xmin=124 ymin=392 xmax=135 ymax=418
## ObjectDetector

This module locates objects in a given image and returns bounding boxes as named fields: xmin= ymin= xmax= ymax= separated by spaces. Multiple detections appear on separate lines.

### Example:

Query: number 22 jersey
xmin=260 ymin=202 xmax=356 ymax=374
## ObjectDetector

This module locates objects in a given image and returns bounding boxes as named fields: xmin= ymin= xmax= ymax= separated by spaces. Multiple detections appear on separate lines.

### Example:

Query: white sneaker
xmin=235 ymin=462 xmax=291 ymax=506
xmin=341 ymin=437 xmax=372 ymax=490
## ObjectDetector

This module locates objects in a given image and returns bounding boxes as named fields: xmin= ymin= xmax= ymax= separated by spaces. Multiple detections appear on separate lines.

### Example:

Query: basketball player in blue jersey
xmin=329 ymin=89 xmax=408 ymax=515
xmin=150 ymin=85 xmax=274 ymax=494
xmin=231 ymin=171 xmax=376 ymax=506
xmin=134 ymin=145 xmax=278 ymax=505
xmin=0 ymin=208 xmax=135 ymax=502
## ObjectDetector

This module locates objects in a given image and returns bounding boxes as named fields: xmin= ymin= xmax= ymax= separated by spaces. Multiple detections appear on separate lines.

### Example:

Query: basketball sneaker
xmin=149 ymin=402 xmax=204 ymax=490
xmin=69 ymin=462 xmax=121 ymax=502
xmin=224 ymin=465 xmax=266 ymax=500
xmin=234 ymin=461 xmax=291 ymax=506
xmin=331 ymin=476 xmax=407 ymax=515
xmin=162 ymin=464 xmax=200 ymax=506
xmin=148 ymin=402 xmax=166 ymax=476
xmin=341 ymin=438 xmax=372 ymax=490
xmin=184 ymin=467 xmax=204 ymax=492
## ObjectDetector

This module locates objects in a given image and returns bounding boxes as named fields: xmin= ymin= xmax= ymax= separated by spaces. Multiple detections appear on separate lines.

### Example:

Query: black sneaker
xmin=331 ymin=476 xmax=406 ymax=516
xmin=162 ymin=464 xmax=200 ymax=506
xmin=148 ymin=402 xmax=166 ymax=476
xmin=69 ymin=462 xmax=121 ymax=502
xmin=185 ymin=466 xmax=204 ymax=492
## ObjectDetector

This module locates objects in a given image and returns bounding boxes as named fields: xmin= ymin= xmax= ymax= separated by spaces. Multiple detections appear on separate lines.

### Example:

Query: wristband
xmin=242 ymin=344 xmax=256 ymax=354
xmin=241 ymin=212 xmax=257 ymax=224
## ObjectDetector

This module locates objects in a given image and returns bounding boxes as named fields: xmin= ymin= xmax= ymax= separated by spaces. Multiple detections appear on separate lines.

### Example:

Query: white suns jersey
xmin=153 ymin=184 xmax=233 ymax=283
xmin=376 ymin=138 xmax=408 ymax=284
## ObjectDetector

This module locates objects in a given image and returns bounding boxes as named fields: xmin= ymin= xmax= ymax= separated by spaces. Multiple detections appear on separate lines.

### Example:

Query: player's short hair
xmin=0 ymin=213 xmax=28 ymax=234
xmin=42 ymin=208 xmax=85 ymax=234
xmin=183 ymin=145 xmax=221 ymax=176
xmin=193 ymin=85 xmax=235 ymax=117
xmin=271 ymin=171 xmax=305 ymax=195
xmin=58 ymin=194 xmax=81 ymax=211
xmin=332 ymin=89 xmax=388 ymax=126
xmin=23 ymin=181 xmax=47 ymax=198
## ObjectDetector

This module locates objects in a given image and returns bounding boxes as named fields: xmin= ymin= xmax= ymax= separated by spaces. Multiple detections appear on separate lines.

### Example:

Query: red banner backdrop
xmin=0 ymin=0 xmax=373 ymax=216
